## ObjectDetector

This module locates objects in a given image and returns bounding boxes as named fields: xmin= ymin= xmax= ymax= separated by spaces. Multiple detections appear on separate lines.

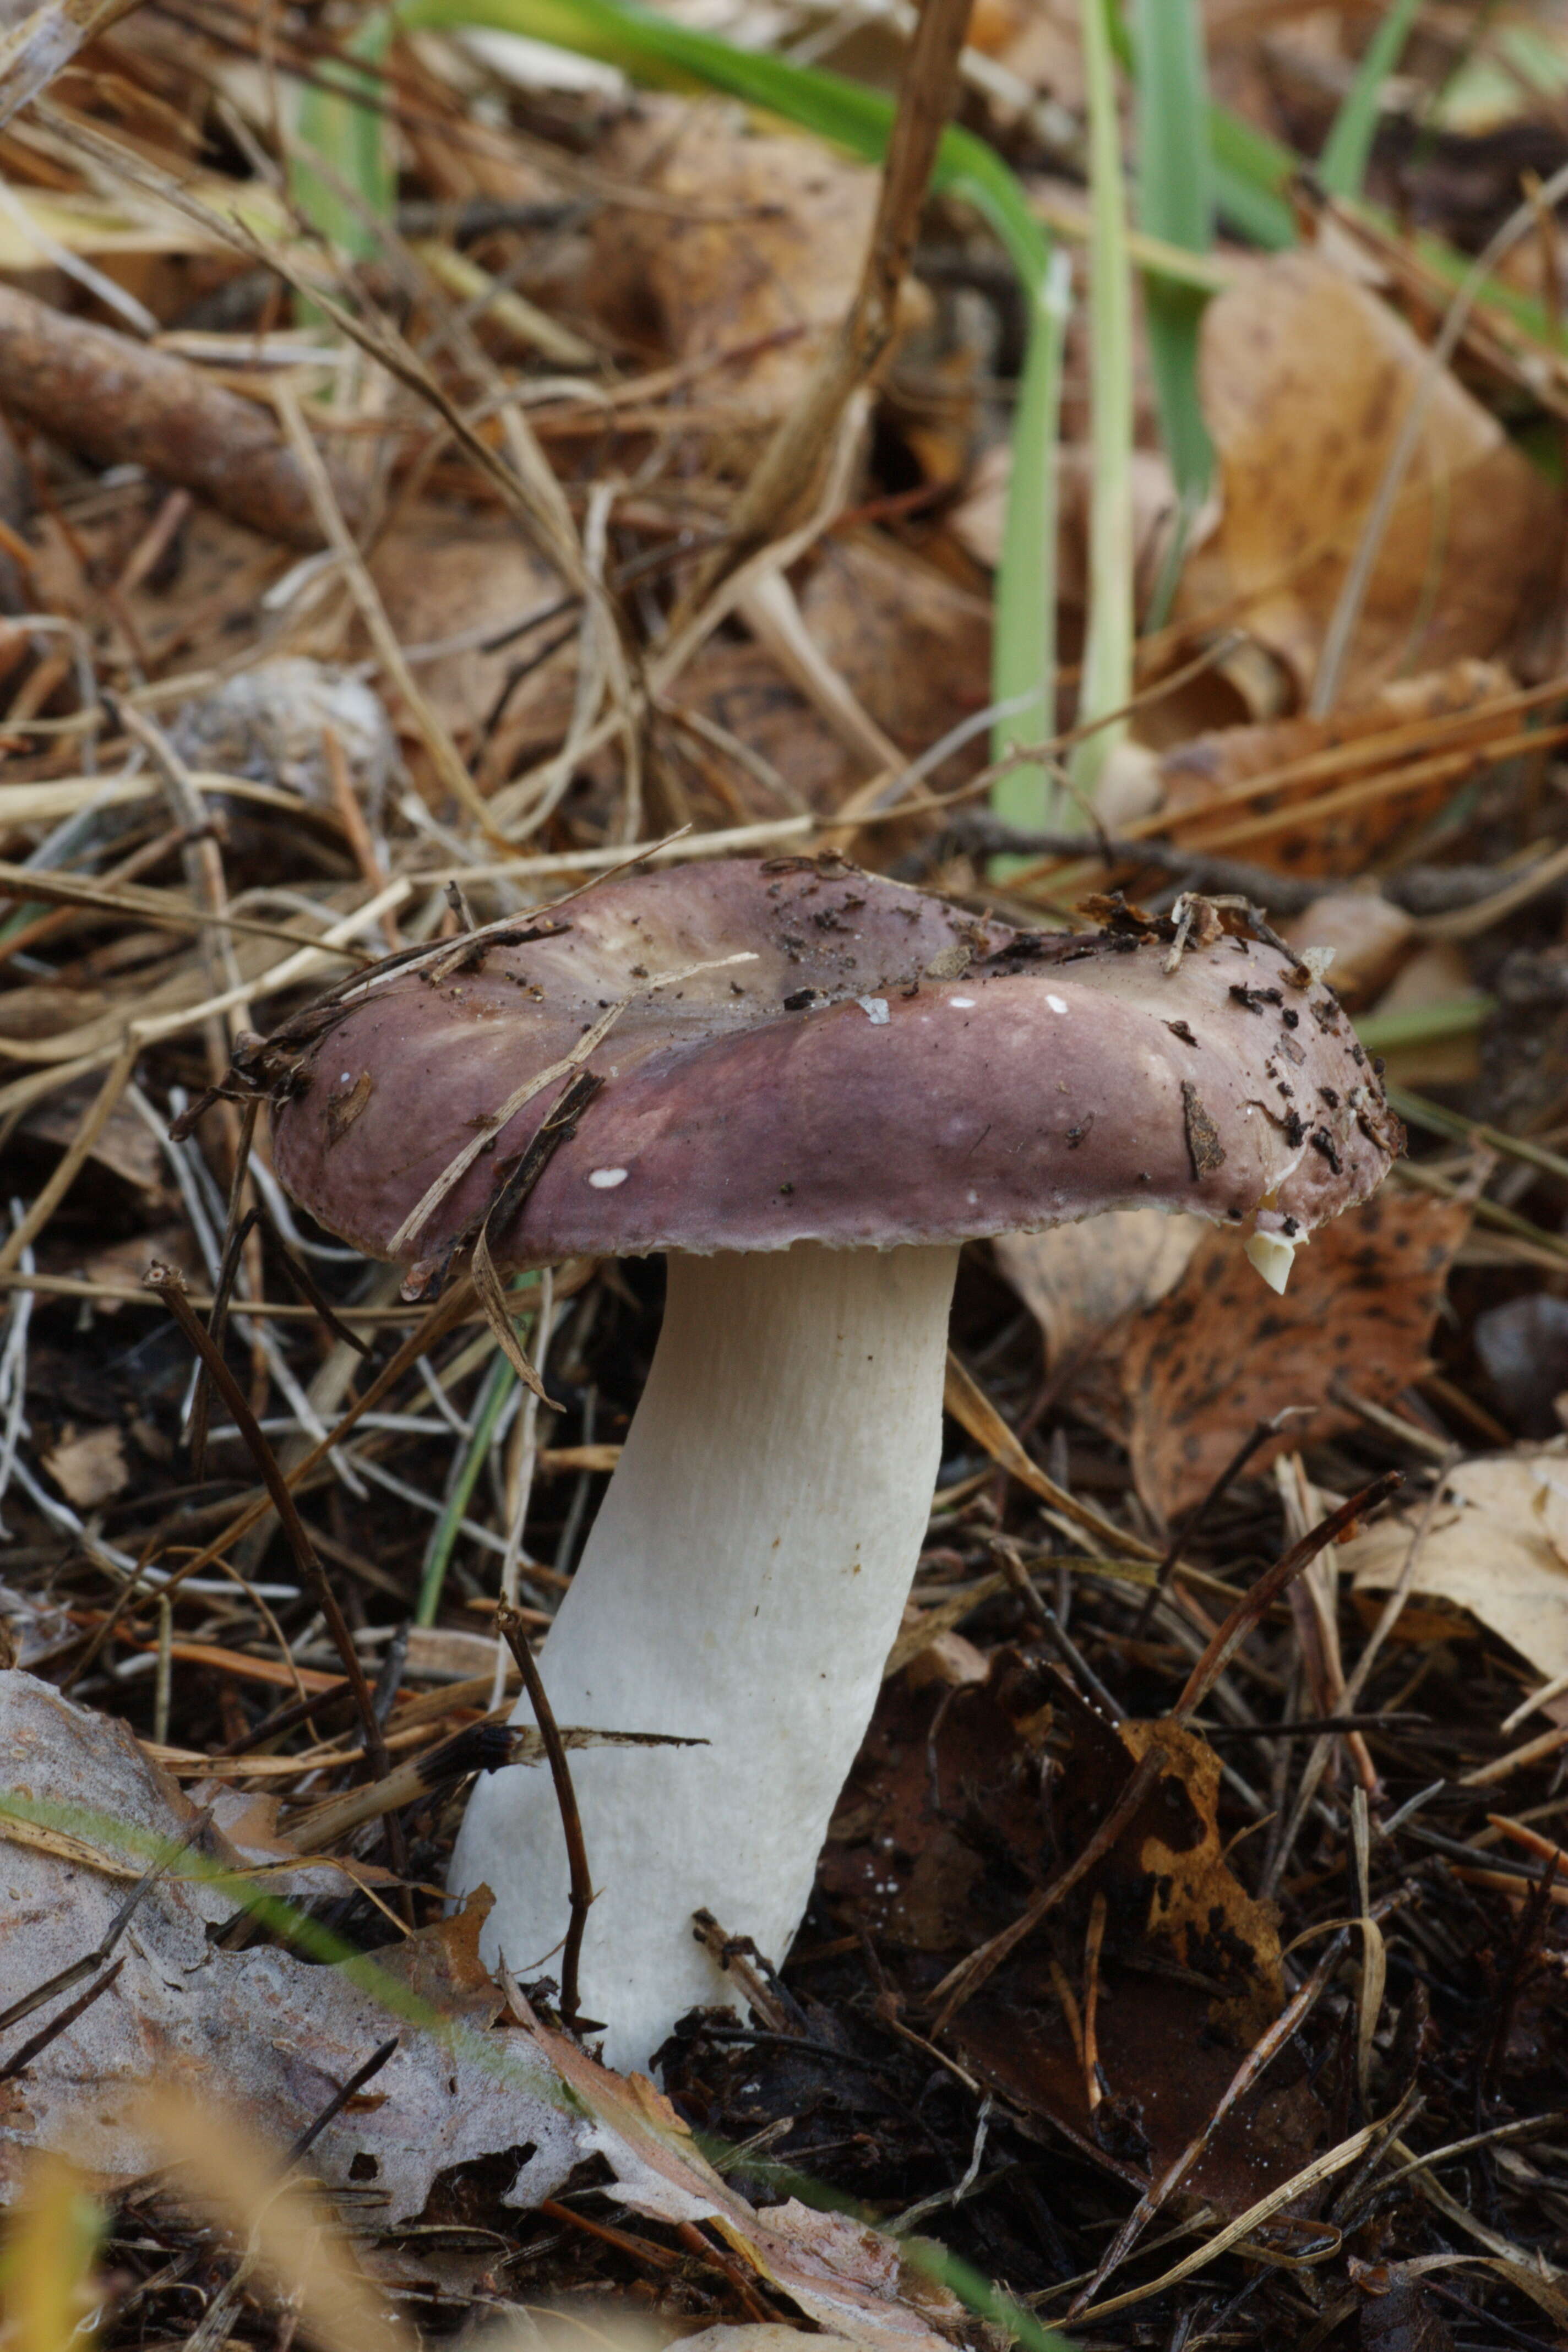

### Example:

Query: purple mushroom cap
xmin=257 ymin=857 xmax=1400 ymax=1267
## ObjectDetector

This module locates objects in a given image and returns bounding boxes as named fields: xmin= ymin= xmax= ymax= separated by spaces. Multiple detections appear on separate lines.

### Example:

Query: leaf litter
xmin=2 ymin=2 xmax=1568 ymax=2348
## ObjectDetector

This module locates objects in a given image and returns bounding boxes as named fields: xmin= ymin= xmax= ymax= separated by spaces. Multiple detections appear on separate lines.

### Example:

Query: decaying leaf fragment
xmin=587 ymin=104 xmax=881 ymax=422
xmin=1121 ymin=1189 xmax=1471 ymax=1521
xmin=1101 ymin=1719 xmax=1284 ymax=2042
xmin=520 ymin=2022 xmax=962 ymax=2352
xmin=0 ymin=1675 xmax=967 ymax=2351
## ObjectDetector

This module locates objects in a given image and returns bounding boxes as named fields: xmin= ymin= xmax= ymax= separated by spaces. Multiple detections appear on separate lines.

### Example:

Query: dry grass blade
xmin=944 ymin=1351 xmax=1157 ymax=1560
xmin=1069 ymin=1923 xmax=1355 ymax=2313
xmin=471 ymin=1068 xmax=603 ymax=1402
xmin=139 ymin=2091 xmax=401 ymax=2352
xmin=0 ymin=855 xmax=376 ymax=959
xmin=0 ymin=1036 xmax=137 ymax=1278
xmin=1064 ymin=2120 xmax=1379 ymax=2323
xmin=273 ymin=386 xmax=493 ymax=837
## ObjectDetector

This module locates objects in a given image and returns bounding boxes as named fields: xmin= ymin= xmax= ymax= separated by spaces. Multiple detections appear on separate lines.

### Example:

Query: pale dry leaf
xmin=681 ymin=2330 xmax=862 ymax=2352
xmin=0 ymin=1673 xmax=958 ymax=2343
xmin=950 ymin=444 xmax=1187 ymax=616
xmin=1342 ymin=1449 xmax=1568 ymax=1685
xmin=169 ymin=660 xmax=396 ymax=815
xmin=995 ymin=1208 xmax=1204 ymax=1370
xmin=0 ymin=1581 xmax=72 ymax=1668
xmin=1176 ymin=253 xmax=1564 ymax=706
xmin=0 ymin=1671 xmax=587 ymax=2217
xmin=40 ymin=1424 xmax=128 ymax=1510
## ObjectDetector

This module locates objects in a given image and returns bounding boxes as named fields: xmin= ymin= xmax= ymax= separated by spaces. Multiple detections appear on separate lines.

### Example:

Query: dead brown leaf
xmin=525 ymin=2019 xmax=960 ymax=2351
xmin=1120 ymin=1191 xmax=1471 ymax=1522
xmin=1280 ymin=891 xmax=1417 ymax=1010
xmin=675 ymin=639 xmax=861 ymax=814
xmin=1156 ymin=660 xmax=1511 ymax=876
xmin=587 ymin=104 xmax=879 ymax=421
xmin=1106 ymin=1719 xmax=1283 ymax=2041
xmin=950 ymin=444 xmax=1182 ymax=617
xmin=1177 ymin=252 xmax=1564 ymax=706
xmin=22 ymin=1082 xmax=166 ymax=1195
xmin=369 ymin=509 xmax=572 ymax=739
xmin=823 ymin=1658 xmax=1322 ymax=2219
xmin=797 ymin=535 xmax=992 ymax=764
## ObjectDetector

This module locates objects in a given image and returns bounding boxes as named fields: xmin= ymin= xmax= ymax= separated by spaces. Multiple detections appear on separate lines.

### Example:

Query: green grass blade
xmin=1319 ymin=0 xmax=1423 ymax=201
xmin=990 ymin=246 xmax=1071 ymax=837
xmin=1130 ymin=0 xmax=1213 ymax=621
xmin=1208 ymin=103 xmax=1297 ymax=246
xmin=401 ymin=0 xmax=1050 ymax=288
xmin=1066 ymin=0 xmax=1134 ymax=809
xmin=416 ymin=1351 xmax=518 ymax=1625
xmin=292 ymin=13 xmax=394 ymax=261
xmin=1133 ymin=0 xmax=1211 ymax=257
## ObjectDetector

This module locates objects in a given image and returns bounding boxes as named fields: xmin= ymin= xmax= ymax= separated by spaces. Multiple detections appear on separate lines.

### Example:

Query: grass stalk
xmin=416 ymin=1349 xmax=519 ymax=1626
xmin=1130 ymin=0 xmax=1213 ymax=627
xmin=1318 ymin=0 xmax=1424 ymax=202
xmin=292 ymin=14 xmax=394 ymax=262
xmin=1066 ymin=0 xmax=1134 ymax=810
xmin=989 ymin=247 xmax=1071 ymax=838
xmin=400 ymin=0 xmax=1066 ymax=839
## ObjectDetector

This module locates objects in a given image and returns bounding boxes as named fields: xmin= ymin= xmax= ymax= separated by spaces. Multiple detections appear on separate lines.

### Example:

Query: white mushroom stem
xmin=449 ymin=1240 xmax=960 ymax=2073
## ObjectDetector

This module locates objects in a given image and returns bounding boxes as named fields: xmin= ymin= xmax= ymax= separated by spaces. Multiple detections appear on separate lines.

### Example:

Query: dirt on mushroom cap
xmin=255 ymin=859 xmax=1401 ymax=1267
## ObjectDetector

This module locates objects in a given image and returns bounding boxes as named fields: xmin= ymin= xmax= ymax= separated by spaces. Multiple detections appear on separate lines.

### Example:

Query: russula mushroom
xmin=246 ymin=858 xmax=1400 ymax=2070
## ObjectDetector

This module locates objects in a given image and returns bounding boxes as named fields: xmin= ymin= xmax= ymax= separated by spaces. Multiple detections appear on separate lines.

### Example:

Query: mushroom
xmin=251 ymin=858 xmax=1400 ymax=2070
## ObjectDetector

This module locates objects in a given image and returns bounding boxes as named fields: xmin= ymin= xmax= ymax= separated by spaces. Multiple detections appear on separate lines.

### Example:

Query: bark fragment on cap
xmin=253 ymin=859 xmax=1401 ymax=1267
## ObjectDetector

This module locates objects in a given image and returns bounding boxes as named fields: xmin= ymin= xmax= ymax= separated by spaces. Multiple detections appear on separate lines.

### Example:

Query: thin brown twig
xmin=186 ymin=1098 xmax=262 ymax=1479
xmin=494 ymin=1600 xmax=595 ymax=2033
xmin=141 ymin=1262 xmax=392 ymax=1784
xmin=1134 ymin=1408 xmax=1310 ymax=1637
xmin=1172 ymin=1472 xmax=1403 ymax=1726
xmin=1081 ymin=1891 xmax=1107 ymax=2115
xmin=63 ymin=1275 xmax=480 ymax=1691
